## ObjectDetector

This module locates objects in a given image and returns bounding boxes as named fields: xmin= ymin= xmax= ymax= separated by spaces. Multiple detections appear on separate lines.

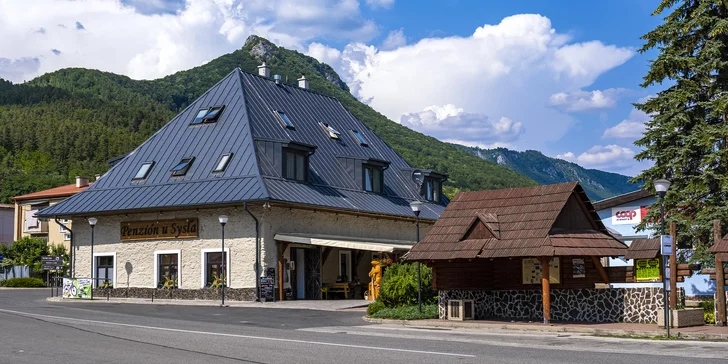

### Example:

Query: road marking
xmin=0 ymin=309 xmax=474 ymax=358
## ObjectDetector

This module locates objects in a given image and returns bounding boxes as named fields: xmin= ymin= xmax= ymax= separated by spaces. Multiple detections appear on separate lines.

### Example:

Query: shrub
xmin=370 ymin=304 xmax=438 ymax=320
xmin=2 ymin=277 xmax=46 ymax=288
xmin=378 ymin=263 xmax=437 ymax=308
xmin=367 ymin=300 xmax=386 ymax=316
xmin=700 ymin=300 xmax=715 ymax=324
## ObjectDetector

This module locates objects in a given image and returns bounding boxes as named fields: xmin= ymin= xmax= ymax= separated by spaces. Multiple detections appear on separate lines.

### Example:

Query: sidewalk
xmin=46 ymin=296 xmax=368 ymax=311
xmin=363 ymin=317 xmax=728 ymax=341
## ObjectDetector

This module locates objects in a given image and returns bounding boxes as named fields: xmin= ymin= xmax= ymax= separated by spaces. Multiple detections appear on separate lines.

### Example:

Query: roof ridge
xmin=238 ymin=68 xmax=343 ymax=103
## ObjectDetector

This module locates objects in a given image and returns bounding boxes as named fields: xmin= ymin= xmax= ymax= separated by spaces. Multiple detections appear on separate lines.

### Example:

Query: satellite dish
xmin=411 ymin=170 xmax=424 ymax=186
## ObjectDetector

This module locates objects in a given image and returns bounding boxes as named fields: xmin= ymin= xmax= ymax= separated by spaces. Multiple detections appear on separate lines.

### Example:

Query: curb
xmin=362 ymin=317 xmax=728 ymax=341
xmin=45 ymin=297 xmax=369 ymax=311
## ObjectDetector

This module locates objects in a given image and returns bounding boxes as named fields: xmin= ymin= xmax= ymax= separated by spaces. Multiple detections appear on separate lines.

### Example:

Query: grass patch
xmin=369 ymin=304 xmax=438 ymax=320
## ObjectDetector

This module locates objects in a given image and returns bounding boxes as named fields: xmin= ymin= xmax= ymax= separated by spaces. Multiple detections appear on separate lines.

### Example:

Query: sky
xmin=0 ymin=0 xmax=667 ymax=176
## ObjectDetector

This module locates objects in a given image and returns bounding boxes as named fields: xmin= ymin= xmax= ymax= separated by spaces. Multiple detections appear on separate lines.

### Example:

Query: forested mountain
xmin=0 ymin=35 xmax=535 ymax=203
xmin=453 ymin=145 xmax=639 ymax=201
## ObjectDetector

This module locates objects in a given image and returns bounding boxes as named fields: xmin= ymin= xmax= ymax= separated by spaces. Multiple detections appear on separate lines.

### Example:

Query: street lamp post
xmin=654 ymin=179 xmax=671 ymax=337
xmin=410 ymin=201 xmax=424 ymax=313
xmin=219 ymin=215 xmax=228 ymax=306
xmin=88 ymin=217 xmax=97 ymax=300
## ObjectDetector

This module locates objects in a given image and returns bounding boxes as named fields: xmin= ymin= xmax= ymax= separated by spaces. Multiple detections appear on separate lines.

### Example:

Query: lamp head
xmin=410 ymin=200 xmax=424 ymax=216
xmin=653 ymin=179 xmax=671 ymax=199
xmin=219 ymin=215 xmax=228 ymax=225
xmin=88 ymin=217 xmax=98 ymax=226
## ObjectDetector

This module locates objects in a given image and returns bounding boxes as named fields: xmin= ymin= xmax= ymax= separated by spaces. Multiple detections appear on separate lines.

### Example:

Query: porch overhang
xmin=274 ymin=233 xmax=414 ymax=253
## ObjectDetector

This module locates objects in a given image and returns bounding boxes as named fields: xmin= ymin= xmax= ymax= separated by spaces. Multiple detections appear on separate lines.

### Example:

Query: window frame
xmin=200 ymin=248 xmax=230 ymax=288
xmin=338 ymin=250 xmax=352 ymax=282
xmin=171 ymin=157 xmax=195 ymax=177
xmin=212 ymin=153 xmax=233 ymax=173
xmin=133 ymin=161 xmax=155 ymax=180
xmin=350 ymin=130 xmax=368 ymax=146
xmin=154 ymin=249 xmax=181 ymax=288
xmin=92 ymin=252 xmax=116 ymax=288
xmin=282 ymin=148 xmax=309 ymax=182
xmin=318 ymin=122 xmax=341 ymax=139
xmin=275 ymin=110 xmax=295 ymax=129
xmin=362 ymin=164 xmax=384 ymax=194
xmin=191 ymin=106 xmax=225 ymax=125
xmin=424 ymin=177 xmax=442 ymax=202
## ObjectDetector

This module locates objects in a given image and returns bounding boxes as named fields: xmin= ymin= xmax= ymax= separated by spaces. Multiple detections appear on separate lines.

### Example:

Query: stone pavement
xmin=364 ymin=317 xmax=728 ymax=341
xmin=46 ymin=296 xmax=369 ymax=311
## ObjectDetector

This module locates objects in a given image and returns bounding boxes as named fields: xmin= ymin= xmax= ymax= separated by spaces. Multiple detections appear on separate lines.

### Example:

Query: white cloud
xmin=549 ymin=88 xmax=626 ymax=111
xmin=602 ymin=95 xmax=655 ymax=139
xmin=366 ymin=0 xmax=395 ymax=9
xmin=0 ymin=57 xmax=40 ymax=82
xmin=399 ymin=104 xmax=524 ymax=146
xmin=557 ymin=145 xmax=636 ymax=169
xmin=306 ymin=14 xmax=633 ymax=151
xmin=0 ymin=0 xmax=379 ymax=82
xmin=381 ymin=28 xmax=405 ymax=50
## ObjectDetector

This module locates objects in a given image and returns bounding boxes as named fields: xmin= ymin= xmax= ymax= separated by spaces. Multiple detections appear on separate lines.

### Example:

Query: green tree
xmin=4 ymin=237 xmax=49 ymax=275
xmin=634 ymin=0 xmax=728 ymax=265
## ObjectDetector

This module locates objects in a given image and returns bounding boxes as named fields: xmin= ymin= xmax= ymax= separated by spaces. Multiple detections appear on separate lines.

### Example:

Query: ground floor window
xmin=156 ymin=251 xmax=180 ymax=288
xmin=94 ymin=254 xmax=115 ymax=288
xmin=202 ymin=249 xmax=229 ymax=287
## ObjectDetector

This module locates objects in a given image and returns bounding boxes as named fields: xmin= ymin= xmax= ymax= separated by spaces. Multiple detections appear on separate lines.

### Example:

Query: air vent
xmin=447 ymin=299 xmax=475 ymax=321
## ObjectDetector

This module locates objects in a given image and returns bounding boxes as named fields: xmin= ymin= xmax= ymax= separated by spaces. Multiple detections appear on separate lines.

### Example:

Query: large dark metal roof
xmin=40 ymin=69 xmax=445 ymax=220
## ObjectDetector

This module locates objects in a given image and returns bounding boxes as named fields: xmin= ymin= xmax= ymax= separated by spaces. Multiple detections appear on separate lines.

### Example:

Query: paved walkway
xmin=364 ymin=318 xmax=728 ymax=340
xmin=46 ymin=296 xmax=369 ymax=311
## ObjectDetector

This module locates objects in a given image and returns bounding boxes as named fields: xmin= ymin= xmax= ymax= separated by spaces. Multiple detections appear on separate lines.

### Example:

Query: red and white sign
xmin=612 ymin=206 xmax=643 ymax=225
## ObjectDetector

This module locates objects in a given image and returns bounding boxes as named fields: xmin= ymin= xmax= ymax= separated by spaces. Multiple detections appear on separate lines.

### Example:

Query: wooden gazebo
xmin=407 ymin=182 xmax=627 ymax=323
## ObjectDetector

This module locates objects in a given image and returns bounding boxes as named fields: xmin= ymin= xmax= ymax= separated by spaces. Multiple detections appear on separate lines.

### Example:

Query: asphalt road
xmin=0 ymin=289 xmax=726 ymax=364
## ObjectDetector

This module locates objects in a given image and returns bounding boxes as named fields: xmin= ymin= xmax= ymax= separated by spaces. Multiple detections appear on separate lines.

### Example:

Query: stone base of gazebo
xmin=439 ymin=287 xmax=682 ymax=324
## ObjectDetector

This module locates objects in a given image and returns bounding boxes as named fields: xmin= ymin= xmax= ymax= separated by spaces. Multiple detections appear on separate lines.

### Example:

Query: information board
xmin=62 ymin=278 xmax=92 ymax=299
xmin=522 ymin=258 xmax=560 ymax=284
xmin=635 ymin=258 xmax=661 ymax=281
xmin=41 ymin=256 xmax=63 ymax=271
xmin=259 ymin=276 xmax=274 ymax=301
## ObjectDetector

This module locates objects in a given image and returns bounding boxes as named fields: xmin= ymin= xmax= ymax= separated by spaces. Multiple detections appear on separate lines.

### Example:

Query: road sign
xmin=0 ymin=253 xmax=4 ymax=263
xmin=41 ymin=256 xmax=63 ymax=270
xmin=660 ymin=235 xmax=673 ymax=256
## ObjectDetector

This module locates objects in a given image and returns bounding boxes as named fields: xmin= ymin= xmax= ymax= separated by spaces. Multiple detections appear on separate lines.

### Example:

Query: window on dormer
xmin=133 ymin=162 xmax=154 ymax=180
xmin=363 ymin=164 xmax=383 ymax=193
xmin=283 ymin=149 xmax=307 ymax=182
xmin=425 ymin=178 xmax=442 ymax=202
xmin=276 ymin=111 xmax=295 ymax=129
xmin=318 ymin=122 xmax=341 ymax=139
xmin=171 ymin=157 xmax=194 ymax=177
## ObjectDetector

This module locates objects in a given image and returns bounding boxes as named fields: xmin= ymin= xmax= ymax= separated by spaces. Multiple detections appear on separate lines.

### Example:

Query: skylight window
xmin=319 ymin=122 xmax=341 ymax=139
xmin=276 ymin=111 xmax=295 ymax=128
xmin=171 ymin=157 xmax=194 ymax=177
xmin=213 ymin=153 xmax=232 ymax=173
xmin=133 ymin=162 xmax=154 ymax=180
xmin=191 ymin=106 xmax=225 ymax=124
xmin=351 ymin=130 xmax=367 ymax=146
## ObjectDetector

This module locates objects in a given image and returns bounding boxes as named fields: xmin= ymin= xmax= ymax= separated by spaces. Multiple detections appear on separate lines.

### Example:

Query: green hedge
xmin=1 ymin=277 xmax=46 ymax=287
xmin=378 ymin=263 xmax=437 ymax=308
xmin=700 ymin=300 xmax=715 ymax=324
xmin=369 ymin=304 xmax=438 ymax=320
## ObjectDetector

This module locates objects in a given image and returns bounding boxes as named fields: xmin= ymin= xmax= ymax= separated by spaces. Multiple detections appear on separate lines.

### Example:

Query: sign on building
xmin=522 ymin=258 xmax=560 ymax=284
xmin=635 ymin=258 xmax=661 ymax=281
xmin=120 ymin=218 xmax=199 ymax=241
xmin=611 ymin=206 xmax=646 ymax=225
xmin=62 ymin=278 xmax=92 ymax=299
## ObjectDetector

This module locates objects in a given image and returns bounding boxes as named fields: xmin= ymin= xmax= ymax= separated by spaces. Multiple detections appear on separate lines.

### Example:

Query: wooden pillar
xmin=540 ymin=257 xmax=551 ymax=324
xmin=669 ymin=222 xmax=678 ymax=309
xmin=278 ymin=242 xmax=284 ymax=301
xmin=591 ymin=256 xmax=609 ymax=284
xmin=715 ymin=220 xmax=727 ymax=327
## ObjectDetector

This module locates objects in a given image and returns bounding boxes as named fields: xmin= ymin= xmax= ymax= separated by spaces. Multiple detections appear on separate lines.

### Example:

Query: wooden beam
xmin=714 ymin=220 xmax=726 ymax=327
xmin=591 ymin=256 xmax=609 ymax=284
xmin=321 ymin=247 xmax=333 ymax=266
xmin=540 ymin=257 xmax=551 ymax=324
xmin=277 ymin=242 xmax=290 ymax=301
xmin=670 ymin=222 xmax=678 ymax=309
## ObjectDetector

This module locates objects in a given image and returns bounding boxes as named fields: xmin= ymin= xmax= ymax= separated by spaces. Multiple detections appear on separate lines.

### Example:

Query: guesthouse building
xmin=38 ymin=66 xmax=447 ymax=300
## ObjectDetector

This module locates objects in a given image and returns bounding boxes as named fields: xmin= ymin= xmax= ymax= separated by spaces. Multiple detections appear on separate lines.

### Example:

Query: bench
xmin=321 ymin=283 xmax=350 ymax=299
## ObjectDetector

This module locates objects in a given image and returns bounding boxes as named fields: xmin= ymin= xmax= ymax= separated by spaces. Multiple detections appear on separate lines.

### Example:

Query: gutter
xmin=55 ymin=217 xmax=73 ymax=277
xmin=244 ymin=201 xmax=261 ymax=301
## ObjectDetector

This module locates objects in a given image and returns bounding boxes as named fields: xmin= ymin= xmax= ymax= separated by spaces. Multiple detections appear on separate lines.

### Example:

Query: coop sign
xmin=120 ymin=218 xmax=198 ymax=241
xmin=611 ymin=206 xmax=643 ymax=225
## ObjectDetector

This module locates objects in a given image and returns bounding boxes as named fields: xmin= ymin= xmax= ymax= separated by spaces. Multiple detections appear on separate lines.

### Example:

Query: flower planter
xmin=657 ymin=308 xmax=705 ymax=328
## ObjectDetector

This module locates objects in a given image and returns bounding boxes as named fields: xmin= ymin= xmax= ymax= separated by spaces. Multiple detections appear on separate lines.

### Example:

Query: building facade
xmin=0 ymin=204 xmax=13 ymax=245
xmin=593 ymin=190 xmax=713 ymax=297
xmin=12 ymin=177 xmax=91 ymax=249
xmin=40 ymin=67 xmax=446 ymax=300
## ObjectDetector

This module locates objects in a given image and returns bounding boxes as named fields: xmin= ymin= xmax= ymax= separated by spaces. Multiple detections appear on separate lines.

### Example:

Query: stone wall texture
xmin=93 ymin=287 xmax=256 ymax=301
xmin=439 ymin=287 xmax=683 ymax=323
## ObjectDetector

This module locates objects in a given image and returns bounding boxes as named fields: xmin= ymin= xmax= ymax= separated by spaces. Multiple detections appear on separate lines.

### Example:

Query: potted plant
xmin=161 ymin=276 xmax=177 ymax=289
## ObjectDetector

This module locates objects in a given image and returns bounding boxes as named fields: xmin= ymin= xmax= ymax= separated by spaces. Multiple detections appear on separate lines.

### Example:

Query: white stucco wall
xmin=72 ymin=207 xmax=258 ymax=289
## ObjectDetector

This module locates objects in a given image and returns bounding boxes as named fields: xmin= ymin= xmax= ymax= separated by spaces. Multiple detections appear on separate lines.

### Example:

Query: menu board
xmin=522 ymin=258 xmax=560 ymax=284
xmin=259 ymin=276 xmax=275 ymax=301
xmin=572 ymin=258 xmax=586 ymax=278
xmin=635 ymin=258 xmax=661 ymax=281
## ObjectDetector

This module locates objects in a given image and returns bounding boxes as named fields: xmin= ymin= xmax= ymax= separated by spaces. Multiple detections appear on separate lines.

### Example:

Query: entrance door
xmin=289 ymin=247 xmax=321 ymax=300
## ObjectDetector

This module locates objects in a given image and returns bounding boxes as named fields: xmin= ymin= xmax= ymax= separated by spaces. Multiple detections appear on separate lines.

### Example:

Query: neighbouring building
xmin=406 ymin=183 xmax=672 ymax=324
xmin=0 ymin=204 xmax=13 ymax=245
xmin=38 ymin=67 xmax=447 ymax=300
xmin=593 ymin=190 xmax=714 ymax=297
xmin=12 ymin=177 xmax=91 ymax=249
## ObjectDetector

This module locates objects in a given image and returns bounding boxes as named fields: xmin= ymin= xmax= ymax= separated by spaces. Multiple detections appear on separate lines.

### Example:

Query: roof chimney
xmin=297 ymin=75 xmax=309 ymax=89
xmin=76 ymin=176 xmax=89 ymax=188
xmin=273 ymin=74 xmax=281 ymax=85
xmin=95 ymin=174 xmax=102 ymax=181
xmin=257 ymin=62 xmax=270 ymax=78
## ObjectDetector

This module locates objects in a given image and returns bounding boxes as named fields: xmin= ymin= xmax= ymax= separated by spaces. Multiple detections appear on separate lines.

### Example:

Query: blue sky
xmin=0 ymin=0 xmax=667 ymax=176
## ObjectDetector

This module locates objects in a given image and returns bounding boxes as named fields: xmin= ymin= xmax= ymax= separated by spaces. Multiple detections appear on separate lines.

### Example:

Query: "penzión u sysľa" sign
xmin=120 ymin=218 xmax=198 ymax=241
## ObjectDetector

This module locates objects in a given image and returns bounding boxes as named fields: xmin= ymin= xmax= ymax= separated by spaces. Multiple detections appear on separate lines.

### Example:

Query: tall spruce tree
xmin=635 ymin=0 xmax=728 ymax=265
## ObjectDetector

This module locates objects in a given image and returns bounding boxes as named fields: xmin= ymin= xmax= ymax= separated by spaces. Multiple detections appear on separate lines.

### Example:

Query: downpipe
xmin=244 ymin=201 xmax=261 ymax=301
xmin=55 ymin=217 xmax=73 ymax=277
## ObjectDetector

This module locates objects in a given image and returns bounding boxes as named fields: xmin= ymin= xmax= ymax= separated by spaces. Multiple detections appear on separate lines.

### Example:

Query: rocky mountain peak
xmin=245 ymin=35 xmax=275 ymax=59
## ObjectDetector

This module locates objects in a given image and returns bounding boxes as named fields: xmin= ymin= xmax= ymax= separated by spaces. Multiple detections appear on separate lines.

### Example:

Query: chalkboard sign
xmin=260 ymin=276 xmax=274 ymax=301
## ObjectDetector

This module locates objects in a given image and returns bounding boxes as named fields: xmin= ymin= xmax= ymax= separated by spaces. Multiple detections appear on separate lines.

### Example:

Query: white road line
xmin=0 ymin=308 xmax=474 ymax=358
